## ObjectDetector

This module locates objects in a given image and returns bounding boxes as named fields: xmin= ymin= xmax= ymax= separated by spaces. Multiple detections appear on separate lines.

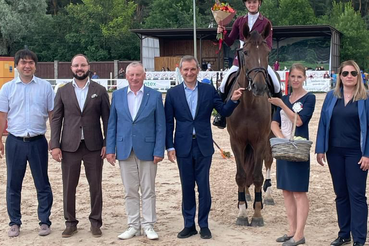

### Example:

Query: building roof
xmin=131 ymin=25 xmax=341 ymax=40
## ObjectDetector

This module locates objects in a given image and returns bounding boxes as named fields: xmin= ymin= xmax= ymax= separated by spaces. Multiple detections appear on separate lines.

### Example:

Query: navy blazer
xmin=106 ymin=86 xmax=165 ymax=161
xmin=315 ymin=90 xmax=369 ymax=156
xmin=165 ymin=82 xmax=238 ymax=158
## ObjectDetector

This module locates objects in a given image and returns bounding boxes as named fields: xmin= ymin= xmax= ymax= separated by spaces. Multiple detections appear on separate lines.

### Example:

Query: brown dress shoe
xmin=62 ymin=226 xmax=77 ymax=238
xmin=91 ymin=227 xmax=102 ymax=237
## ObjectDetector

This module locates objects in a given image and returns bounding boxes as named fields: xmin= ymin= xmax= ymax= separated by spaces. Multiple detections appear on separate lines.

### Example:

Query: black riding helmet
xmin=242 ymin=0 xmax=262 ymax=4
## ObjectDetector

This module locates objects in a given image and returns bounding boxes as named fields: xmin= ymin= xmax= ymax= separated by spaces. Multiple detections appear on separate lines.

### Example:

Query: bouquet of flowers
xmin=211 ymin=1 xmax=236 ymax=41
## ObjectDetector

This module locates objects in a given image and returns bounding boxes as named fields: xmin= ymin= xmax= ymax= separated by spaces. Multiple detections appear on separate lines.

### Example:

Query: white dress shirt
xmin=248 ymin=12 xmax=259 ymax=31
xmin=72 ymin=78 xmax=90 ymax=139
xmin=127 ymin=85 xmax=144 ymax=120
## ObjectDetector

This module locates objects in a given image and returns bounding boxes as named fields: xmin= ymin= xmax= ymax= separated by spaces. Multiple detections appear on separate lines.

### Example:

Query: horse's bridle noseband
xmin=245 ymin=67 xmax=268 ymax=92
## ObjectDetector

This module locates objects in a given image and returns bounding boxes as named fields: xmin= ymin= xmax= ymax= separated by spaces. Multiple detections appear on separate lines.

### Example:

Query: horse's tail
xmin=243 ymin=144 xmax=255 ymax=187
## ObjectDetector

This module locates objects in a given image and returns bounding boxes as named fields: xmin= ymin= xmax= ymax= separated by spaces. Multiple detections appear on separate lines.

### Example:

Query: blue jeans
xmin=6 ymin=134 xmax=53 ymax=226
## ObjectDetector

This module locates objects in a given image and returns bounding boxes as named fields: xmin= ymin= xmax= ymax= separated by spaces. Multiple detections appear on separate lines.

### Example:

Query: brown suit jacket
xmin=50 ymin=81 xmax=110 ymax=152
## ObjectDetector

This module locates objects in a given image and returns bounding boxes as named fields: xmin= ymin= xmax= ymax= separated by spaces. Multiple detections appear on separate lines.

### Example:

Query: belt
xmin=11 ymin=134 xmax=44 ymax=142
xmin=192 ymin=134 xmax=197 ymax=139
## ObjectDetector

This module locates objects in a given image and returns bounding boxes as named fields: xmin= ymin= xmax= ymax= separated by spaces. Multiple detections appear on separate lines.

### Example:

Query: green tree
xmin=309 ymin=0 xmax=332 ymax=17
xmin=333 ymin=2 xmax=369 ymax=68
xmin=0 ymin=0 xmax=48 ymax=55
xmin=261 ymin=0 xmax=281 ymax=25
xmin=278 ymin=0 xmax=316 ymax=25
xmin=132 ymin=0 xmax=151 ymax=26
xmin=47 ymin=0 xmax=83 ymax=15
xmin=29 ymin=0 xmax=139 ymax=61
xmin=144 ymin=0 xmax=209 ymax=28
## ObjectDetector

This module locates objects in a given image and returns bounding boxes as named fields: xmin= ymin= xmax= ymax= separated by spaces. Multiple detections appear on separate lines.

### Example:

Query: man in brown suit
xmin=50 ymin=54 xmax=110 ymax=238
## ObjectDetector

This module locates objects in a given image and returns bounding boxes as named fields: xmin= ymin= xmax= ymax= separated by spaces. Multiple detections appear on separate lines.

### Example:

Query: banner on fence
xmin=117 ymin=79 xmax=172 ymax=91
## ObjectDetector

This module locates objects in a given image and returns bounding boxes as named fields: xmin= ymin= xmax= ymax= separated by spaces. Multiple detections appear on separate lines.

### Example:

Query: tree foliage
xmin=278 ymin=0 xmax=317 ymax=25
xmin=0 ymin=0 xmax=48 ymax=55
xmin=143 ymin=0 xmax=197 ymax=28
xmin=25 ymin=0 xmax=139 ymax=61
xmin=2 ymin=0 xmax=369 ymax=68
xmin=332 ymin=1 xmax=369 ymax=68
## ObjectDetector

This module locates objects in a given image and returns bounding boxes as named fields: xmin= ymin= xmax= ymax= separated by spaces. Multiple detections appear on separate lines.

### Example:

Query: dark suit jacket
xmin=50 ymin=81 xmax=110 ymax=152
xmin=165 ymin=82 xmax=238 ymax=158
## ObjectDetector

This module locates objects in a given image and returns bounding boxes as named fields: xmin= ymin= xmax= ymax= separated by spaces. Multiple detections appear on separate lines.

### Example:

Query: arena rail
xmin=47 ymin=70 xmax=332 ymax=94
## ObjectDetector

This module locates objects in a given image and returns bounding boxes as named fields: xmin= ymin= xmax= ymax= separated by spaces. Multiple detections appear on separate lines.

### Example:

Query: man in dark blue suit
xmin=165 ymin=55 xmax=244 ymax=239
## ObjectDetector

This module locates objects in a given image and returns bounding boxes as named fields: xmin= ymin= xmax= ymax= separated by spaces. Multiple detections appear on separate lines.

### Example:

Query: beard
xmin=72 ymin=70 xmax=90 ymax=80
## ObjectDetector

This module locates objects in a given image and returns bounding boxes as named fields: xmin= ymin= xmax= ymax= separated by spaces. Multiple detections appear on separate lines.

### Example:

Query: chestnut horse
xmin=225 ymin=22 xmax=275 ymax=227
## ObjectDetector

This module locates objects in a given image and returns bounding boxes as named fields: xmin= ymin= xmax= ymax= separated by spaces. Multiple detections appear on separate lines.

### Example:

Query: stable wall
xmin=0 ymin=57 xmax=14 ymax=88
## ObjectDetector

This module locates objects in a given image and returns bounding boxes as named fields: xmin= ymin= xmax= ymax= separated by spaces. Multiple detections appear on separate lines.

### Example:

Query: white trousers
xmin=119 ymin=151 xmax=157 ymax=230
xmin=219 ymin=65 xmax=280 ymax=94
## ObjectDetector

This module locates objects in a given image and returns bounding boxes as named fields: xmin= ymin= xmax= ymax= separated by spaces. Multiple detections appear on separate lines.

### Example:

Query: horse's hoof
xmin=250 ymin=217 xmax=264 ymax=227
xmin=264 ymin=198 xmax=275 ymax=205
xmin=236 ymin=217 xmax=249 ymax=226
xmin=246 ymin=194 xmax=252 ymax=201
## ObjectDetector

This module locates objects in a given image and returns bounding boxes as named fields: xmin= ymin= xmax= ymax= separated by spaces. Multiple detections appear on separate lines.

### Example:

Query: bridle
xmin=237 ymin=48 xmax=271 ymax=97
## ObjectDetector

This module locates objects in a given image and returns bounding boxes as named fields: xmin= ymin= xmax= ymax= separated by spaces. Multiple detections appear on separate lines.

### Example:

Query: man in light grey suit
xmin=106 ymin=62 xmax=165 ymax=240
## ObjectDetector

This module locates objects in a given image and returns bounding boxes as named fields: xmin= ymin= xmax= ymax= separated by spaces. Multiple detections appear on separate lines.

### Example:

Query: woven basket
xmin=270 ymin=138 xmax=312 ymax=162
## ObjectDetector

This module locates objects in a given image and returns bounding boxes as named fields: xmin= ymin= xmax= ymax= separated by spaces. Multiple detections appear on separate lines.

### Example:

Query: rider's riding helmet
xmin=243 ymin=0 xmax=262 ymax=4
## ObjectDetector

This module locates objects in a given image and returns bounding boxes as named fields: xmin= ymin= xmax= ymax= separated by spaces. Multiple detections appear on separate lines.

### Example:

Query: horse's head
xmin=239 ymin=22 xmax=271 ymax=96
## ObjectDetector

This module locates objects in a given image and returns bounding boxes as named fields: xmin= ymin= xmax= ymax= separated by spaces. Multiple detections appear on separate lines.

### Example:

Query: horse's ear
xmin=261 ymin=21 xmax=272 ymax=40
xmin=242 ymin=22 xmax=250 ymax=41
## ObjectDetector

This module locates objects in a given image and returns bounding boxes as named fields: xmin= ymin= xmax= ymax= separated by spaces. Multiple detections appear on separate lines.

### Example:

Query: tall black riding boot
xmin=273 ymin=90 xmax=282 ymax=98
xmin=212 ymin=91 xmax=227 ymax=129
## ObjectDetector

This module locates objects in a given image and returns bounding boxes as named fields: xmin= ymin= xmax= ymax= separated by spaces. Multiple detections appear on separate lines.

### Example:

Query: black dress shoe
xmin=353 ymin=243 xmax=364 ymax=246
xmin=177 ymin=225 xmax=197 ymax=239
xmin=200 ymin=227 xmax=212 ymax=239
xmin=330 ymin=236 xmax=351 ymax=246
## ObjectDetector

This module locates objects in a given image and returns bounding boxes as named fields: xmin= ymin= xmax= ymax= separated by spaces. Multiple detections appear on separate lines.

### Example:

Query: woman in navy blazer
xmin=316 ymin=60 xmax=369 ymax=246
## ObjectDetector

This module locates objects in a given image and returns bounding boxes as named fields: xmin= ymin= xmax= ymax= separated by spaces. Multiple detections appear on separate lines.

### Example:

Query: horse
xmin=225 ymin=21 xmax=275 ymax=227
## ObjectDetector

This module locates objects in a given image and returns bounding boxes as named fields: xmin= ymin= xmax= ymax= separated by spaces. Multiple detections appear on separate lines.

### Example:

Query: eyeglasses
xmin=71 ymin=64 xmax=88 ymax=68
xmin=341 ymin=71 xmax=358 ymax=77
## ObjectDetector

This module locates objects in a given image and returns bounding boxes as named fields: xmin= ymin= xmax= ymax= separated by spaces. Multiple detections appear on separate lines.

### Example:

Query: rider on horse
xmin=213 ymin=0 xmax=281 ymax=129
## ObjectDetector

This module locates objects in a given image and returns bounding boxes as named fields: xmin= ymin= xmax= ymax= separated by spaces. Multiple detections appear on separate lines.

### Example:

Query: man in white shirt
xmin=0 ymin=49 xmax=54 ymax=237
xmin=106 ymin=62 xmax=165 ymax=240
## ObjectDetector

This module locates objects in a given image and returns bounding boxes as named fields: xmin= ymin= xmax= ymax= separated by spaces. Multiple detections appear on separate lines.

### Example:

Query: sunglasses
xmin=341 ymin=71 xmax=358 ymax=77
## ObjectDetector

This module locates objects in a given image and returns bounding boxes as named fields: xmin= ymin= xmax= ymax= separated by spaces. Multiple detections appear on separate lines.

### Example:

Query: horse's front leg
xmin=236 ymin=186 xmax=249 ymax=226
xmin=250 ymin=156 xmax=264 ymax=227
xmin=233 ymin=143 xmax=250 ymax=226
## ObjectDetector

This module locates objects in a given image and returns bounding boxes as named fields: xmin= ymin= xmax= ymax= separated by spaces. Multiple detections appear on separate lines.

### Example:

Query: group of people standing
xmin=0 ymin=1 xmax=368 ymax=246
xmin=0 ymin=49 xmax=243 ymax=241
